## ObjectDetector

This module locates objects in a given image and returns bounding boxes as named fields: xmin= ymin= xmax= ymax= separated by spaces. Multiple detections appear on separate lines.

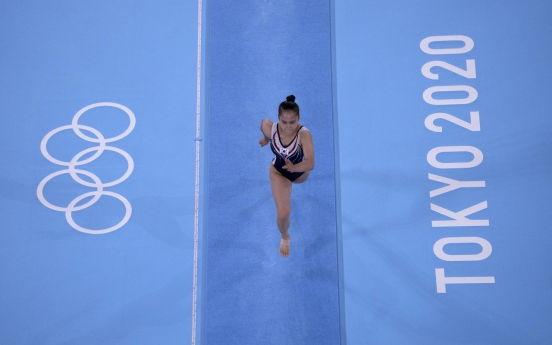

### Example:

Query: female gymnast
xmin=259 ymin=95 xmax=314 ymax=257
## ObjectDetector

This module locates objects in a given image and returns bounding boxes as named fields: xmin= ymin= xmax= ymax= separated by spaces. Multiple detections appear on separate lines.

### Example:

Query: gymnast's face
xmin=278 ymin=110 xmax=300 ymax=135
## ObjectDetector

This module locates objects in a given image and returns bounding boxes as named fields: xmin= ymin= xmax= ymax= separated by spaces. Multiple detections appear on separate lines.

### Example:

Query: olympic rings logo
xmin=36 ymin=102 xmax=135 ymax=234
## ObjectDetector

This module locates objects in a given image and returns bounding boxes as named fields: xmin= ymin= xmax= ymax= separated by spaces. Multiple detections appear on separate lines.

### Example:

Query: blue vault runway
xmin=202 ymin=1 xmax=343 ymax=344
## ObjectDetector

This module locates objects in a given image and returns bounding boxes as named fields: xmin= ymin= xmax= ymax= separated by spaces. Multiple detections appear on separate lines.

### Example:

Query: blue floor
xmin=202 ymin=1 xmax=343 ymax=344
xmin=336 ymin=1 xmax=552 ymax=344
xmin=0 ymin=1 xmax=198 ymax=344
xmin=1 ymin=1 xmax=552 ymax=344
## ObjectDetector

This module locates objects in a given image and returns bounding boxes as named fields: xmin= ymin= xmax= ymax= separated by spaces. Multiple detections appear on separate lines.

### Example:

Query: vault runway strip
xmin=202 ymin=1 xmax=343 ymax=344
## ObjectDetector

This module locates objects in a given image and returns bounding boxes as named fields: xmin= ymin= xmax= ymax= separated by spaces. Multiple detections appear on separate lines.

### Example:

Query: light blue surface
xmin=2 ymin=1 xmax=552 ymax=344
xmin=0 ymin=1 xmax=198 ymax=344
xmin=336 ymin=1 xmax=552 ymax=344
xmin=202 ymin=1 xmax=342 ymax=344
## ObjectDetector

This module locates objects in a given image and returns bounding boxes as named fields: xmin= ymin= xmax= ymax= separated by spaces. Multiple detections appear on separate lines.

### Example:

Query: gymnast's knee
xmin=276 ymin=211 xmax=290 ymax=224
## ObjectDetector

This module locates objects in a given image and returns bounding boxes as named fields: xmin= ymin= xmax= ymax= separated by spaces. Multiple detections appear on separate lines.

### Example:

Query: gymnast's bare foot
xmin=280 ymin=234 xmax=290 ymax=257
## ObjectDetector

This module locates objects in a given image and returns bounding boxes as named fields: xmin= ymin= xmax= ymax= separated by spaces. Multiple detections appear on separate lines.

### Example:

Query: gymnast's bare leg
xmin=269 ymin=165 xmax=310 ymax=257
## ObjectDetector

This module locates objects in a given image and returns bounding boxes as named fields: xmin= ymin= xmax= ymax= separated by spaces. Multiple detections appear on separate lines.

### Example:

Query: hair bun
xmin=286 ymin=95 xmax=296 ymax=103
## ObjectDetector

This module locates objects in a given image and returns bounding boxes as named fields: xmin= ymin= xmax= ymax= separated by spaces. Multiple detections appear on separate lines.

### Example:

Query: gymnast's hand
xmin=259 ymin=137 xmax=270 ymax=147
xmin=283 ymin=159 xmax=296 ymax=172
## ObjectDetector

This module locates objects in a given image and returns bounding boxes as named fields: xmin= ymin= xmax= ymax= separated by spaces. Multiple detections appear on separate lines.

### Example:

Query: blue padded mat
xmin=202 ymin=1 xmax=342 ymax=344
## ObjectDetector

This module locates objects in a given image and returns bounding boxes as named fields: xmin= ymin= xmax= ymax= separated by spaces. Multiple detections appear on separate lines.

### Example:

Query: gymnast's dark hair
xmin=278 ymin=95 xmax=300 ymax=116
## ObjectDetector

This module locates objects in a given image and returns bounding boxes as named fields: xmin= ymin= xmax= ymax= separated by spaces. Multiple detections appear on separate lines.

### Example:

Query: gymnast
xmin=259 ymin=95 xmax=315 ymax=257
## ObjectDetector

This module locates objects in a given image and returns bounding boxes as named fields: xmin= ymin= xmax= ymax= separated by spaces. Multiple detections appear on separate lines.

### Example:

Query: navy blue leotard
xmin=269 ymin=123 xmax=309 ymax=182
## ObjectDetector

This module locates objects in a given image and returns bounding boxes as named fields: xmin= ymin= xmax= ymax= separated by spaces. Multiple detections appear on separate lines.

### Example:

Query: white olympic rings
xmin=36 ymin=102 xmax=135 ymax=234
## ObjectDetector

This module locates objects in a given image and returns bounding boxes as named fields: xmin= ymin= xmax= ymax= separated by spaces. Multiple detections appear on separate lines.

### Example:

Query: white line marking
xmin=191 ymin=0 xmax=202 ymax=344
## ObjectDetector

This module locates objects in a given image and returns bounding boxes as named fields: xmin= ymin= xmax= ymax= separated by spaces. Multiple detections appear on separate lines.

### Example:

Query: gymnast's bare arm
xmin=259 ymin=118 xmax=273 ymax=146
